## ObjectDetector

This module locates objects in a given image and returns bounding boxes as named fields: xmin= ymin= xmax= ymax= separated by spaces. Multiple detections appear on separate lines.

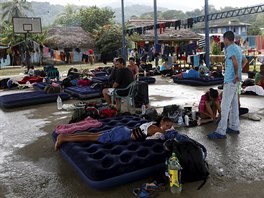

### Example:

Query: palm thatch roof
xmin=44 ymin=27 xmax=95 ymax=49
xmin=138 ymin=28 xmax=202 ymax=41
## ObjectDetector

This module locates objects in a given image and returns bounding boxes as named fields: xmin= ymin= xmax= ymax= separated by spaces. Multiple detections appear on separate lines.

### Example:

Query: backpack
xmin=162 ymin=104 xmax=181 ymax=122
xmin=164 ymin=138 xmax=209 ymax=190
xmin=62 ymin=78 xmax=73 ymax=87
xmin=144 ymin=107 xmax=159 ymax=121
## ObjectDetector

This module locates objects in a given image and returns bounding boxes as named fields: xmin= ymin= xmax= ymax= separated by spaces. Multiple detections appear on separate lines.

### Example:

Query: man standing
xmin=207 ymin=31 xmax=243 ymax=139
xmin=102 ymin=57 xmax=134 ymax=105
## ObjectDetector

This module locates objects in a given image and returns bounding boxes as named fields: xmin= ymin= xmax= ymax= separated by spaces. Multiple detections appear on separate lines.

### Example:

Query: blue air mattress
xmin=33 ymin=82 xmax=48 ymax=90
xmin=92 ymin=76 xmax=109 ymax=83
xmin=173 ymin=77 xmax=224 ymax=86
xmin=139 ymin=76 xmax=156 ymax=84
xmin=33 ymin=82 xmax=62 ymax=90
xmin=52 ymin=115 xmax=167 ymax=189
xmin=64 ymin=86 xmax=102 ymax=99
xmin=0 ymin=91 xmax=70 ymax=109
xmin=94 ymin=71 xmax=108 ymax=77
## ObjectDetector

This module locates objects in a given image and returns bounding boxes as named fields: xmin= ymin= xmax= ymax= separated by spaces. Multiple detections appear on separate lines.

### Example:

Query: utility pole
xmin=205 ymin=0 xmax=210 ymax=68
xmin=154 ymin=0 xmax=158 ymax=67
xmin=121 ymin=0 xmax=127 ymax=63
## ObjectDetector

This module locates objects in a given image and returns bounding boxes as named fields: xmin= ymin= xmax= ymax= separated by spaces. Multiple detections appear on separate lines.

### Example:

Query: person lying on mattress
xmin=55 ymin=117 xmax=173 ymax=150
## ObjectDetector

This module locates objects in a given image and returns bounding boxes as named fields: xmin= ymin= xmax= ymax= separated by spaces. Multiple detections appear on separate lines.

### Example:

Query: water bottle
xmin=191 ymin=109 xmax=196 ymax=120
xmin=144 ymin=70 xmax=147 ymax=77
xmin=57 ymin=95 xmax=63 ymax=110
xmin=141 ymin=104 xmax=146 ymax=115
xmin=177 ymin=112 xmax=184 ymax=126
xmin=168 ymin=152 xmax=182 ymax=193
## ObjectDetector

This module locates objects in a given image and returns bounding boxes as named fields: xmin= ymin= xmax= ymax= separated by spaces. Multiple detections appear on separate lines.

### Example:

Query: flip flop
xmin=141 ymin=181 xmax=167 ymax=192
xmin=132 ymin=187 xmax=158 ymax=198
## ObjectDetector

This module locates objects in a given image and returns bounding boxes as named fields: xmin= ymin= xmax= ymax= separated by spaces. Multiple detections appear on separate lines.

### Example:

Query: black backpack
xmin=162 ymin=104 xmax=181 ymax=123
xmin=164 ymin=138 xmax=209 ymax=190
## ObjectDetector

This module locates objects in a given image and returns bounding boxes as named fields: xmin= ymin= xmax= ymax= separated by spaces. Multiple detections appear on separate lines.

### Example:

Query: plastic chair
xmin=112 ymin=81 xmax=137 ymax=112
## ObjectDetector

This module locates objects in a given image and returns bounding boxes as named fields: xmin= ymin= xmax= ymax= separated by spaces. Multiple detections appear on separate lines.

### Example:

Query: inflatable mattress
xmin=64 ymin=86 xmax=102 ymax=99
xmin=92 ymin=76 xmax=109 ymax=83
xmin=52 ymin=115 xmax=167 ymax=189
xmin=33 ymin=82 xmax=62 ymax=90
xmin=33 ymin=82 xmax=48 ymax=90
xmin=139 ymin=76 xmax=156 ymax=84
xmin=0 ymin=91 xmax=70 ymax=109
xmin=93 ymin=71 xmax=108 ymax=77
xmin=173 ymin=77 xmax=224 ymax=86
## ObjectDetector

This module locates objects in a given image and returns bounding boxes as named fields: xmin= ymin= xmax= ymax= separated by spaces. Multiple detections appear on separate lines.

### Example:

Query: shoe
xmin=207 ymin=132 xmax=227 ymax=139
xmin=184 ymin=115 xmax=189 ymax=126
xmin=226 ymin=128 xmax=240 ymax=134
xmin=248 ymin=113 xmax=262 ymax=121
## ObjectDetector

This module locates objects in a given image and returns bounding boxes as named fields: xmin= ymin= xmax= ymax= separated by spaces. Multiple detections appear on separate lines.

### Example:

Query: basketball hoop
xmin=13 ymin=17 xmax=42 ymax=33
xmin=12 ymin=17 xmax=42 ymax=69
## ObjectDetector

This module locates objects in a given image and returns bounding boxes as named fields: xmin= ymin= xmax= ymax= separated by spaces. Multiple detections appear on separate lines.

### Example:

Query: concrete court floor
xmin=0 ymin=76 xmax=264 ymax=198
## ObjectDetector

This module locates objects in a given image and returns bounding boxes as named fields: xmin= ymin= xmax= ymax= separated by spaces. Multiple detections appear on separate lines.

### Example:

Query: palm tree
xmin=1 ymin=0 xmax=33 ymax=24
xmin=53 ymin=4 xmax=80 ymax=27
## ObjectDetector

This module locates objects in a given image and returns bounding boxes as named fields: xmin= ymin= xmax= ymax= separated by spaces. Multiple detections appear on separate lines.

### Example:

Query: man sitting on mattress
xmin=102 ymin=57 xmax=134 ymax=106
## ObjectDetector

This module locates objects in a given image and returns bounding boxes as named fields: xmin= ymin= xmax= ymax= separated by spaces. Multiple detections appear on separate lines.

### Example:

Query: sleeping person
xmin=55 ymin=117 xmax=173 ymax=150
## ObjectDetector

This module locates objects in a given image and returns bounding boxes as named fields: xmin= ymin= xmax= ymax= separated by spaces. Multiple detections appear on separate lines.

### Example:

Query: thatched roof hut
xmin=127 ymin=20 xmax=201 ymax=44
xmin=138 ymin=28 xmax=202 ymax=42
xmin=44 ymin=27 xmax=95 ymax=49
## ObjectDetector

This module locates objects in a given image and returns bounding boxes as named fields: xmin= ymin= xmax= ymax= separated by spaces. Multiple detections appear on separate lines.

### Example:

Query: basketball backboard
xmin=13 ymin=17 xmax=42 ymax=34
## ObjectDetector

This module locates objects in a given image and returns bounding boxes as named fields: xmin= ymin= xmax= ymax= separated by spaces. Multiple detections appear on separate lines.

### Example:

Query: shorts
xmin=98 ymin=126 xmax=131 ymax=144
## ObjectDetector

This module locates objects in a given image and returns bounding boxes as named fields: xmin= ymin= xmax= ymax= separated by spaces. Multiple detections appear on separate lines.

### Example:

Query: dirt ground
xmin=0 ymin=75 xmax=264 ymax=198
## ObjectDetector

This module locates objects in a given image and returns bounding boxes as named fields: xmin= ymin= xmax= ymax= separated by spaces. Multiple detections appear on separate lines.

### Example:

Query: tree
xmin=247 ymin=23 xmax=262 ymax=35
xmin=1 ymin=0 xmax=33 ymax=24
xmin=211 ymin=41 xmax=221 ymax=55
xmin=93 ymin=24 xmax=123 ymax=61
xmin=0 ymin=22 xmax=24 ymax=46
xmin=139 ymin=11 xmax=162 ymax=20
xmin=78 ymin=6 xmax=115 ymax=33
xmin=53 ymin=4 xmax=80 ymax=27
xmin=161 ymin=10 xmax=187 ymax=20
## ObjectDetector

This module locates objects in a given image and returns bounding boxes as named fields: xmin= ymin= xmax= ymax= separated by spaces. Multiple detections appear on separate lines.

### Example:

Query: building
xmin=197 ymin=20 xmax=251 ymax=36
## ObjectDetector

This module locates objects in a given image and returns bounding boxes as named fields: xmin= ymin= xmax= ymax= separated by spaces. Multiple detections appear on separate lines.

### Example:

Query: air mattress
xmin=0 ymin=91 xmax=70 ymax=109
xmin=173 ymin=77 xmax=224 ymax=86
xmin=52 ymin=115 xmax=167 ymax=189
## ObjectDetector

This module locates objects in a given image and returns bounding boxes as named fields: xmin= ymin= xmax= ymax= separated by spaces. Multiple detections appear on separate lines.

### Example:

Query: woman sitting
xmin=127 ymin=57 xmax=139 ymax=80
xmin=55 ymin=117 xmax=173 ymax=150
xmin=198 ymin=88 xmax=221 ymax=124
xmin=160 ymin=58 xmax=172 ymax=77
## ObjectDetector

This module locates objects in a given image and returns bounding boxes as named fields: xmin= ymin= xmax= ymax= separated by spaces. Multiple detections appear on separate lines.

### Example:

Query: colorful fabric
xmin=55 ymin=117 xmax=102 ymax=134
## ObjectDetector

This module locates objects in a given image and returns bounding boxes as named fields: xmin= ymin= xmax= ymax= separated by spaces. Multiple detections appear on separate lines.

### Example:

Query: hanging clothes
xmin=193 ymin=55 xmax=200 ymax=67
xmin=43 ymin=47 xmax=50 ymax=57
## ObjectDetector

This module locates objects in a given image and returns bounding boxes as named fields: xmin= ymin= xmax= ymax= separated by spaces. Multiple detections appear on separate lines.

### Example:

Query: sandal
xmin=141 ymin=181 xmax=166 ymax=192
xmin=132 ymin=187 xmax=158 ymax=198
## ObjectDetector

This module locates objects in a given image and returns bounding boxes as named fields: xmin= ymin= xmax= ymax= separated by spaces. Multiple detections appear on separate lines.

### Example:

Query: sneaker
xmin=184 ymin=115 xmax=189 ymax=126
xmin=226 ymin=128 xmax=240 ymax=134
xmin=207 ymin=132 xmax=227 ymax=139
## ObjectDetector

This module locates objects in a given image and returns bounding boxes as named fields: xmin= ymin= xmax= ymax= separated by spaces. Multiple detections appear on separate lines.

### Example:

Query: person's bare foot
xmin=55 ymin=134 xmax=64 ymax=151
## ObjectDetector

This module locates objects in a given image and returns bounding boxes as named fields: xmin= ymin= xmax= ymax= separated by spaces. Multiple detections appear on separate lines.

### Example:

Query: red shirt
xmin=88 ymin=49 xmax=94 ymax=55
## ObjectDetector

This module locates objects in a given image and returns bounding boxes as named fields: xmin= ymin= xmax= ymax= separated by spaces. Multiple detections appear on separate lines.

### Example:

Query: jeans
xmin=216 ymin=82 xmax=239 ymax=135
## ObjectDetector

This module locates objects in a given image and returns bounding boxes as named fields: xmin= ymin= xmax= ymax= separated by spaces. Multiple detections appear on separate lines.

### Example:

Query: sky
xmin=29 ymin=0 xmax=264 ymax=11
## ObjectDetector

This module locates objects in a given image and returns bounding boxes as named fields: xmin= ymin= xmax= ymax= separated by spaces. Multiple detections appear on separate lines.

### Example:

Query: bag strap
xmin=196 ymin=161 xmax=209 ymax=190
